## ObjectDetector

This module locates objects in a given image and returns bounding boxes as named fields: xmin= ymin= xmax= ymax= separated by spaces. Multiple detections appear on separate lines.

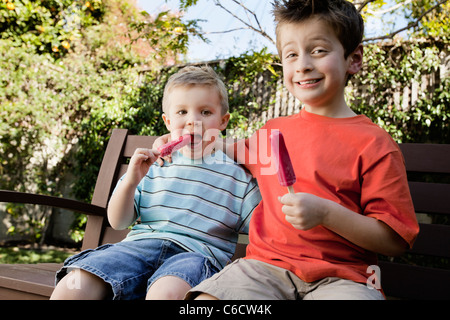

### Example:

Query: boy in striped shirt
xmin=51 ymin=66 xmax=261 ymax=300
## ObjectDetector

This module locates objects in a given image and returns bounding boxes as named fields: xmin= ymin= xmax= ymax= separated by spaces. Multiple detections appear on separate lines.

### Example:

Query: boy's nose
xmin=296 ymin=55 xmax=313 ymax=73
xmin=186 ymin=117 xmax=202 ymax=128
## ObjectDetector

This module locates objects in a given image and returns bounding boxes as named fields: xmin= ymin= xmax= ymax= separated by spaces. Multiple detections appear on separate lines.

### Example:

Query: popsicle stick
xmin=287 ymin=185 xmax=295 ymax=194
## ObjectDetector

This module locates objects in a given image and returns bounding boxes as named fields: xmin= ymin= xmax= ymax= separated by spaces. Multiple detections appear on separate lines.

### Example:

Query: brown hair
xmin=272 ymin=0 xmax=364 ymax=58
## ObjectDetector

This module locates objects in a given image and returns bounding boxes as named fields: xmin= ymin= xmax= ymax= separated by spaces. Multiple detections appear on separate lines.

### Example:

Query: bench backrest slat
xmin=399 ymin=143 xmax=450 ymax=173
xmin=378 ymin=261 xmax=450 ymax=300
xmin=408 ymin=182 xmax=450 ymax=215
xmin=123 ymin=135 xmax=158 ymax=157
xmin=82 ymin=129 xmax=128 ymax=250
xmin=91 ymin=129 xmax=129 ymax=208
xmin=408 ymin=223 xmax=450 ymax=258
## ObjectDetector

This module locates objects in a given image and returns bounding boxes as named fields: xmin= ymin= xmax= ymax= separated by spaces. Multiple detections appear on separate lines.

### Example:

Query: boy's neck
xmin=304 ymin=100 xmax=357 ymax=118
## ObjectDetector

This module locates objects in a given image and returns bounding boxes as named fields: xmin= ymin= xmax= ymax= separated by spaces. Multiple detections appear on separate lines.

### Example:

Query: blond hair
xmin=162 ymin=65 xmax=229 ymax=115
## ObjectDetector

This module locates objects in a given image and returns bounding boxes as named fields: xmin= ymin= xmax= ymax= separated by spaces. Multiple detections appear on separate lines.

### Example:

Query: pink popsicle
xmin=270 ymin=130 xmax=296 ymax=193
xmin=158 ymin=134 xmax=192 ymax=157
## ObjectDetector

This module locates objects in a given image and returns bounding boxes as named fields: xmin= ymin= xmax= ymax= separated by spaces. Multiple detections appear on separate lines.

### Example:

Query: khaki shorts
xmin=186 ymin=258 xmax=384 ymax=300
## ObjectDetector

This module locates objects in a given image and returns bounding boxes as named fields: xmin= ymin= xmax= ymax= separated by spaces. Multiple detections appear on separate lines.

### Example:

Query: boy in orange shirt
xmin=186 ymin=0 xmax=419 ymax=299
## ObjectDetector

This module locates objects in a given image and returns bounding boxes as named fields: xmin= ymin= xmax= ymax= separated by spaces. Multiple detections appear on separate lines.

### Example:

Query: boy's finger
xmin=163 ymin=154 xmax=173 ymax=163
xmin=278 ymin=193 xmax=297 ymax=205
xmin=156 ymin=154 xmax=172 ymax=166
xmin=156 ymin=157 xmax=165 ymax=166
xmin=134 ymin=148 xmax=150 ymax=156
xmin=152 ymin=134 xmax=171 ymax=149
xmin=132 ymin=153 xmax=149 ymax=163
xmin=281 ymin=203 xmax=294 ymax=216
xmin=149 ymin=149 xmax=161 ymax=159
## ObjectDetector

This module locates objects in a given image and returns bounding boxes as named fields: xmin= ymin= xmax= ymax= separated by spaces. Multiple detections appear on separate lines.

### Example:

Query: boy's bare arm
xmin=108 ymin=148 xmax=160 ymax=230
xmin=108 ymin=180 xmax=138 ymax=230
xmin=279 ymin=193 xmax=408 ymax=256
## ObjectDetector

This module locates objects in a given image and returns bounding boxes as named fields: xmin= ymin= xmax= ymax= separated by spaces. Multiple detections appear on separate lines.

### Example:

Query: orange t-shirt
xmin=240 ymin=109 xmax=419 ymax=285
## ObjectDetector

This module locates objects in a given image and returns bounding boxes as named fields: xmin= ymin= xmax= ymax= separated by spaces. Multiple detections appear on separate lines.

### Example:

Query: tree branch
xmin=366 ymin=0 xmax=413 ymax=15
xmin=205 ymin=27 xmax=250 ymax=35
xmin=230 ymin=0 xmax=263 ymax=31
xmin=213 ymin=0 xmax=275 ymax=45
xmin=363 ymin=0 xmax=449 ymax=42
xmin=355 ymin=0 xmax=378 ymax=12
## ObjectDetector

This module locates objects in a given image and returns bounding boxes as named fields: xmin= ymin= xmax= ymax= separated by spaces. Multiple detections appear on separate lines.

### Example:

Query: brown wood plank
xmin=0 ymin=286 xmax=49 ymax=300
xmin=117 ymin=164 xmax=128 ymax=182
xmin=91 ymin=128 xmax=129 ymax=208
xmin=407 ymin=223 xmax=450 ymax=258
xmin=123 ymin=135 xmax=158 ymax=157
xmin=101 ymin=227 xmax=129 ymax=245
xmin=379 ymin=261 xmax=450 ymax=300
xmin=18 ymin=263 xmax=62 ymax=272
xmin=409 ymin=182 xmax=450 ymax=215
xmin=82 ymin=129 xmax=129 ymax=251
xmin=82 ymin=215 xmax=106 ymax=251
xmin=0 ymin=264 xmax=56 ymax=298
xmin=0 ymin=264 xmax=56 ymax=285
xmin=0 ymin=190 xmax=106 ymax=216
xmin=399 ymin=143 xmax=450 ymax=173
xmin=231 ymin=243 xmax=247 ymax=261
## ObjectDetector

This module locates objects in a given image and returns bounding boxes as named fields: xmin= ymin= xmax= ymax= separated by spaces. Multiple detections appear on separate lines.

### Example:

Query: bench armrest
xmin=0 ymin=190 xmax=106 ymax=217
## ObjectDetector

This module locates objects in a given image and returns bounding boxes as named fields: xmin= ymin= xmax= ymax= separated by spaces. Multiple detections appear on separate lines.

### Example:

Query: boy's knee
xmin=50 ymin=269 xmax=110 ymax=300
xmin=146 ymin=276 xmax=192 ymax=300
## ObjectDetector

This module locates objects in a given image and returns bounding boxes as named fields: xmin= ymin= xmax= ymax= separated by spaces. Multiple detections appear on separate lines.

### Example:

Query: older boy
xmin=51 ymin=66 xmax=261 ymax=300
xmin=188 ymin=0 xmax=419 ymax=300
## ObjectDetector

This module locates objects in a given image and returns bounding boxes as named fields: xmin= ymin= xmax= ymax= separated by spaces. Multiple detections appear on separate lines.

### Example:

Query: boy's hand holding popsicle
xmin=270 ymin=130 xmax=330 ymax=231
xmin=126 ymin=135 xmax=191 ymax=187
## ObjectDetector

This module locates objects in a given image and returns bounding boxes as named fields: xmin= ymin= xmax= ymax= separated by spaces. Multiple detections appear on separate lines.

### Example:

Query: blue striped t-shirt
xmin=117 ymin=150 xmax=261 ymax=269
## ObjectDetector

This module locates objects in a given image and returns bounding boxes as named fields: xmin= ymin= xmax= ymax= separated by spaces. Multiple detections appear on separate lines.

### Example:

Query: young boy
xmin=187 ymin=0 xmax=419 ymax=300
xmin=51 ymin=66 xmax=261 ymax=300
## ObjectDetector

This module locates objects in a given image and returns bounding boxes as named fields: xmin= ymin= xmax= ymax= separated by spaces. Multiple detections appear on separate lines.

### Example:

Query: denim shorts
xmin=55 ymin=239 xmax=219 ymax=300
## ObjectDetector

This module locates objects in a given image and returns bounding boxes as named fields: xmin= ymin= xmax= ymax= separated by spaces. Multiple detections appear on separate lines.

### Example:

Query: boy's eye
xmin=285 ymin=52 xmax=297 ymax=59
xmin=201 ymin=110 xmax=212 ymax=116
xmin=176 ymin=110 xmax=187 ymax=115
xmin=312 ymin=49 xmax=326 ymax=55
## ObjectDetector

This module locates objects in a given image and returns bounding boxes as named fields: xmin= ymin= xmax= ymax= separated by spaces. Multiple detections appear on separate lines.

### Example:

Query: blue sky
xmin=136 ymin=0 xmax=408 ymax=62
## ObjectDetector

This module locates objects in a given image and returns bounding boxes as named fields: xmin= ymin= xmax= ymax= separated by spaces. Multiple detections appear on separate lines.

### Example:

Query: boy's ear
xmin=162 ymin=113 xmax=171 ymax=131
xmin=220 ymin=113 xmax=230 ymax=131
xmin=347 ymin=44 xmax=363 ymax=75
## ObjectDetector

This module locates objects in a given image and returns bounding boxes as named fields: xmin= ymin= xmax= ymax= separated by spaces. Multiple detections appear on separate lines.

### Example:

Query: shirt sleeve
xmin=236 ymin=177 xmax=262 ymax=234
xmin=361 ymin=150 xmax=419 ymax=248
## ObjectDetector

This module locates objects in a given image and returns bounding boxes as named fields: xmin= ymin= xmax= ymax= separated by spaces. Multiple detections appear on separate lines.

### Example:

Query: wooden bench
xmin=0 ymin=129 xmax=449 ymax=300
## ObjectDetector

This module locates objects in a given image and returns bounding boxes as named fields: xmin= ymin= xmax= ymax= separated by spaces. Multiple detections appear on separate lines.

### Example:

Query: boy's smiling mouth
xmin=297 ymin=78 xmax=323 ymax=87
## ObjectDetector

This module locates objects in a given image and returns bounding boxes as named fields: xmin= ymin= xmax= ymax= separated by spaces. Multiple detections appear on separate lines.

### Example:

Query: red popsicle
xmin=270 ymin=130 xmax=296 ymax=193
xmin=158 ymin=134 xmax=192 ymax=157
